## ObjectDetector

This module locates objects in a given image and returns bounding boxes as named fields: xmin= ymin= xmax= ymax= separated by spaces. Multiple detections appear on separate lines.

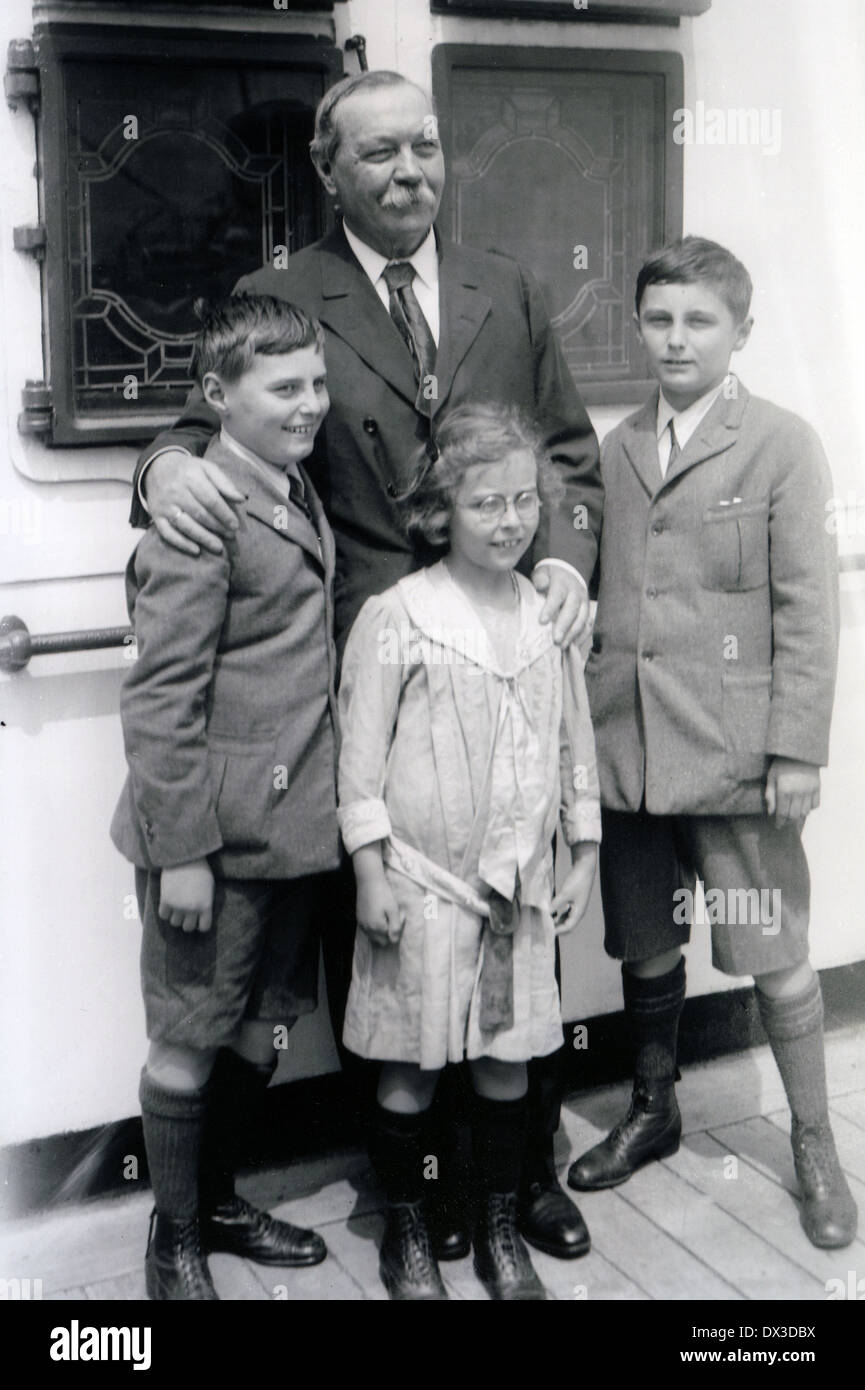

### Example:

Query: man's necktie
xmin=382 ymin=261 xmax=437 ymax=390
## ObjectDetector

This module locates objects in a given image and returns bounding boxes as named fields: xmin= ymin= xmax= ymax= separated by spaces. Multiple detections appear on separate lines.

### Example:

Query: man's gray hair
xmin=310 ymin=70 xmax=435 ymax=169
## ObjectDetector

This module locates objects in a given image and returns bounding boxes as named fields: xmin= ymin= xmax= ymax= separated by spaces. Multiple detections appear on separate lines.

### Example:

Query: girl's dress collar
xmin=395 ymin=560 xmax=554 ymax=677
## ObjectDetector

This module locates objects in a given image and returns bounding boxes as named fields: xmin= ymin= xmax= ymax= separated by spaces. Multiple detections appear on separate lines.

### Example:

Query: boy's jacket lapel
xmin=618 ymin=395 xmax=662 ymax=497
xmin=207 ymin=438 xmax=328 ymax=570
xmin=618 ymin=380 xmax=750 ymax=495
xmin=662 ymin=381 xmax=749 ymax=488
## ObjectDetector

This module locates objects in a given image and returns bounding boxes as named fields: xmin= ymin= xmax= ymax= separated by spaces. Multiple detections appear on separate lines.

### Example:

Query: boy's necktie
xmin=665 ymin=419 xmax=681 ymax=473
xmin=382 ymin=261 xmax=437 ymax=393
xmin=288 ymin=473 xmax=311 ymax=521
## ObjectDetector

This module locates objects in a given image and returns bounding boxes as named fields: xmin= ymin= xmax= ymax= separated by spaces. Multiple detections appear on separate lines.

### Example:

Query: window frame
xmin=34 ymin=23 xmax=343 ymax=447
xmin=429 ymin=0 xmax=710 ymax=21
xmin=432 ymin=43 xmax=684 ymax=404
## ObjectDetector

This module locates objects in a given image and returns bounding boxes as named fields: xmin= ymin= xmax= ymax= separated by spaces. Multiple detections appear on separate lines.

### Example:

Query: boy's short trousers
xmin=599 ymin=806 xmax=811 ymax=976
xmin=137 ymin=868 xmax=335 ymax=1050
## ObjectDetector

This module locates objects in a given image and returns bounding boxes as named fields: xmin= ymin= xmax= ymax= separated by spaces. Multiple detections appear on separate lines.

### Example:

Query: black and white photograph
xmin=1 ymin=0 xmax=863 ymax=1352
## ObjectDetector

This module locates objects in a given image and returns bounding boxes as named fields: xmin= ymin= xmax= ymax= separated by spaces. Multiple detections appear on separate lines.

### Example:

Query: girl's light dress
xmin=338 ymin=560 xmax=601 ymax=1070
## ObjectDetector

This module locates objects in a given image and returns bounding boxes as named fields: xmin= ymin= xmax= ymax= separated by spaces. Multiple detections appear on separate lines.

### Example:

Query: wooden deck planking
xmin=566 ymin=1183 xmax=741 ymax=1300
xmin=612 ymin=1160 xmax=826 ymax=1299
xmin=665 ymin=1127 xmax=865 ymax=1283
xmin=7 ymin=1027 xmax=862 ymax=1302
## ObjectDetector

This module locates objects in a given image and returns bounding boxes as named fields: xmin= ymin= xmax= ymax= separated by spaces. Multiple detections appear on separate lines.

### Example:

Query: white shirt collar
xmin=656 ymin=374 xmax=732 ymax=450
xmin=342 ymin=222 xmax=438 ymax=292
xmin=220 ymin=428 xmax=299 ymax=490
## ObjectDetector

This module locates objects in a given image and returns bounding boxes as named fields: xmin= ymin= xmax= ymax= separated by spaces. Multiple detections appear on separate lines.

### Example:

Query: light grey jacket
xmin=587 ymin=382 xmax=839 ymax=816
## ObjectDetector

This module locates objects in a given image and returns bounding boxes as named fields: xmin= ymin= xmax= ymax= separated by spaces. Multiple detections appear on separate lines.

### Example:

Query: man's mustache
xmin=379 ymin=187 xmax=433 ymax=210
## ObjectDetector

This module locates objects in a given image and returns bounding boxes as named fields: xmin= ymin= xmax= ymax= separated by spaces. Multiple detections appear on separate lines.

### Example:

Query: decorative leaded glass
xmin=36 ymin=28 xmax=341 ymax=443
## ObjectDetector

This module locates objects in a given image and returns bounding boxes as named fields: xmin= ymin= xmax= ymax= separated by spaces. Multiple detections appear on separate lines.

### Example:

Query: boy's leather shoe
xmin=145 ymin=1210 xmax=219 ymax=1300
xmin=380 ymin=1201 xmax=449 ymax=1300
xmin=567 ymin=1081 xmax=681 ymax=1191
xmin=518 ymin=1176 xmax=591 ymax=1258
xmin=202 ymin=1194 xmax=327 ymax=1266
xmin=792 ymin=1120 xmax=858 ymax=1248
xmin=474 ymin=1193 xmax=547 ymax=1300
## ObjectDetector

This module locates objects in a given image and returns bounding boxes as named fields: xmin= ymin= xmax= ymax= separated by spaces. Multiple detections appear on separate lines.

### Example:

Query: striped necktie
xmin=382 ymin=261 xmax=437 ymax=391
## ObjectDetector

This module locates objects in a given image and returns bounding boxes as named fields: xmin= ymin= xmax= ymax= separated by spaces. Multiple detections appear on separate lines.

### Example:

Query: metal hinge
xmin=5 ymin=39 xmax=39 ymax=114
xmin=18 ymin=379 xmax=53 ymax=437
xmin=13 ymin=224 xmax=47 ymax=259
xmin=344 ymin=35 xmax=368 ymax=71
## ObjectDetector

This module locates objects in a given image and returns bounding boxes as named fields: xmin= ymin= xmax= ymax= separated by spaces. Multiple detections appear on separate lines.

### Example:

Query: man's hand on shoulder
xmin=765 ymin=757 xmax=821 ymax=825
xmin=532 ymin=562 xmax=590 ymax=648
xmin=145 ymin=450 xmax=245 ymax=556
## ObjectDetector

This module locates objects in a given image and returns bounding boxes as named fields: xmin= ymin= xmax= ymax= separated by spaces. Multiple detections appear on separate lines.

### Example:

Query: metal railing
xmin=0 ymin=616 xmax=132 ymax=672
xmin=3 ymin=550 xmax=864 ymax=673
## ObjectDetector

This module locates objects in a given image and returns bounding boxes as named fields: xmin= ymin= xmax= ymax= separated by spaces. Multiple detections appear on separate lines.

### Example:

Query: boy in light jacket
xmin=567 ymin=238 xmax=856 ymax=1249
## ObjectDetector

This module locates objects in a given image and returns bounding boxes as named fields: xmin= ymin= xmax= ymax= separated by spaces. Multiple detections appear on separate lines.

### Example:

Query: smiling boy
xmin=111 ymin=295 xmax=341 ymax=1297
xmin=566 ymin=237 xmax=857 ymax=1249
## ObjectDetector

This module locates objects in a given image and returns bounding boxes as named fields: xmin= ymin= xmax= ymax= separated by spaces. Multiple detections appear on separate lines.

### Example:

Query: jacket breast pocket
xmin=722 ymin=670 xmax=772 ymax=780
xmin=208 ymin=739 xmax=276 ymax=852
xmin=700 ymin=502 xmax=769 ymax=592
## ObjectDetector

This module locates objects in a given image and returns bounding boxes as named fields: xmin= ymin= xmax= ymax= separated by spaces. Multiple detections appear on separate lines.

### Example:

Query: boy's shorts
xmin=599 ymin=806 xmax=811 ymax=977
xmin=137 ymin=868 xmax=336 ymax=1050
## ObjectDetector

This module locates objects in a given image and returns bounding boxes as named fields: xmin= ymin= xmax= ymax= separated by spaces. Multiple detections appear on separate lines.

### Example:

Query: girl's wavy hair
xmin=397 ymin=402 xmax=563 ymax=553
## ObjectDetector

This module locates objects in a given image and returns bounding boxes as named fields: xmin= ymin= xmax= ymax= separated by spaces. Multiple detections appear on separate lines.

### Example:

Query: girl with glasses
xmin=336 ymin=402 xmax=601 ymax=1300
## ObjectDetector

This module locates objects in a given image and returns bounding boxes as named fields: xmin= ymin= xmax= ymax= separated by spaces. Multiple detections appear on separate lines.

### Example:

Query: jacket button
xmin=363 ymin=417 xmax=378 ymax=434
xmin=651 ymin=522 xmax=664 ymax=536
xmin=646 ymin=586 xmax=658 ymax=599
xmin=641 ymin=650 xmax=654 ymax=662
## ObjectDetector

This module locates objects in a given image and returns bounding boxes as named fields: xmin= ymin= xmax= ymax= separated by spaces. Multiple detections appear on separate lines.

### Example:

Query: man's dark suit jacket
xmin=132 ymin=224 xmax=602 ymax=645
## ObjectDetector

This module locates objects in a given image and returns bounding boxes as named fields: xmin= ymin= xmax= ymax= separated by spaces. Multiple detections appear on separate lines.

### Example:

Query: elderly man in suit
xmin=130 ymin=68 xmax=603 ymax=1269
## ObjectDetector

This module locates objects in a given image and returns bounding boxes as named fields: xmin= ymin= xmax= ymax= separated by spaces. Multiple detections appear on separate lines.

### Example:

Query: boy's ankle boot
xmin=199 ymin=1049 xmax=326 ymax=1267
xmin=380 ymin=1201 xmax=448 ymax=1300
xmin=791 ymin=1119 xmax=858 ymax=1248
xmin=370 ymin=1104 xmax=448 ymax=1300
xmin=139 ymin=1070 xmax=218 ymax=1297
xmin=474 ymin=1192 xmax=546 ymax=1300
xmin=145 ymin=1209 xmax=218 ymax=1301
xmin=567 ymin=1078 xmax=681 ymax=1191
xmin=568 ymin=959 xmax=685 ymax=1192
xmin=756 ymin=979 xmax=858 ymax=1248
xmin=472 ymin=1093 xmax=546 ymax=1300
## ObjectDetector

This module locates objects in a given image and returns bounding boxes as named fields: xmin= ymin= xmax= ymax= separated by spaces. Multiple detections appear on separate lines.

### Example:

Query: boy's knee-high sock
xmin=369 ymin=1103 xmax=427 ymax=1206
xmin=198 ymin=1048 xmax=277 ymax=1210
xmin=623 ymin=956 xmax=687 ymax=1085
xmin=756 ymin=976 xmax=829 ymax=1126
xmin=473 ymin=1094 xmax=528 ymax=1195
xmin=139 ymin=1070 xmax=208 ymax=1220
